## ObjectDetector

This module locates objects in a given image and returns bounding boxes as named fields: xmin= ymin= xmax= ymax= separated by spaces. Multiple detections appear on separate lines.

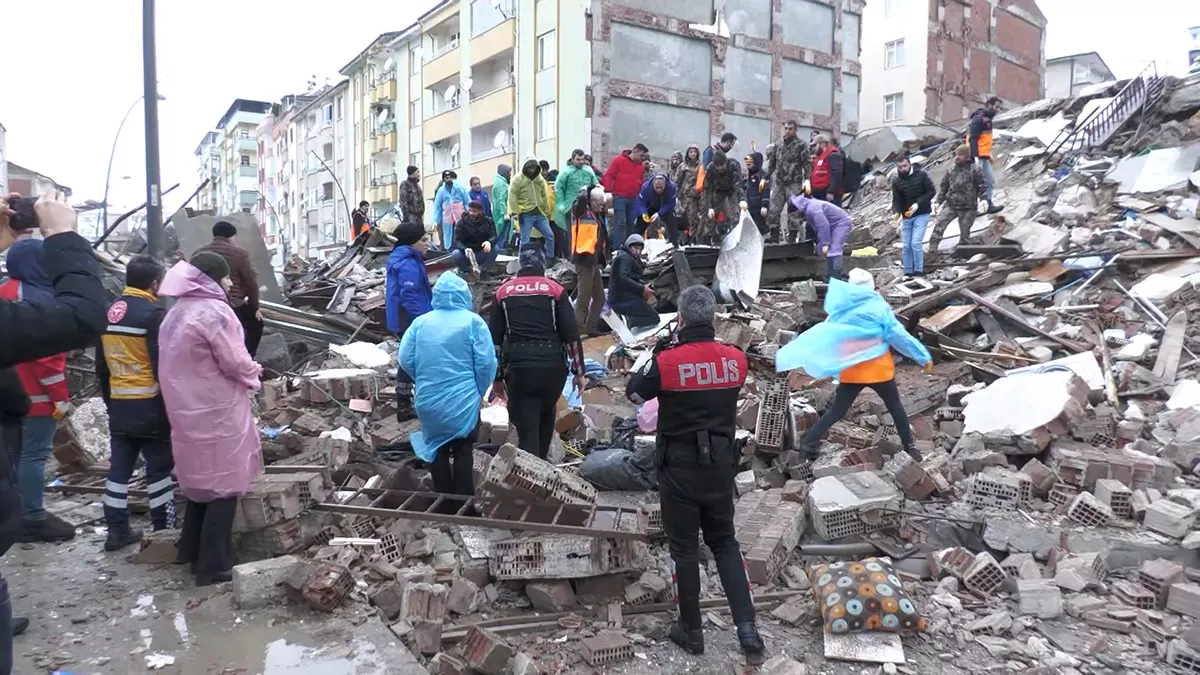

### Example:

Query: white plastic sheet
xmin=713 ymin=209 xmax=763 ymax=302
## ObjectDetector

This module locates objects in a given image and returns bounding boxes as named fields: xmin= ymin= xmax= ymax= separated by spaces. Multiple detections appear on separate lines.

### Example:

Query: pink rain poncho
xmin=158 ymin=261 xmax=263 ymax=501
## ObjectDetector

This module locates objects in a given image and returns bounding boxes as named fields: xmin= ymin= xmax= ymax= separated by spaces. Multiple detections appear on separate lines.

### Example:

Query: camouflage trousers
xmin=768 ymin=181 xmax=805 ymax=237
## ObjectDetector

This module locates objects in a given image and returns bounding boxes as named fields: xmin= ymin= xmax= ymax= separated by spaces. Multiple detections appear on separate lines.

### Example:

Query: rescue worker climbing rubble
xmin=626 ymin=285 xmax=765 ymax=661
xmin=97 ymin=255 xmax=175 ymax=551
xmin=490 ymin=245 xmax=585 ymax=459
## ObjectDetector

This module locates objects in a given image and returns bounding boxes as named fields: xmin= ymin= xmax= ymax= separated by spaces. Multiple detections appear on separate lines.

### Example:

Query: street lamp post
xmin=142 ymin=0 xmax=165 ymax=258
xmin=102 ymin=96 xmax=162 ymax=241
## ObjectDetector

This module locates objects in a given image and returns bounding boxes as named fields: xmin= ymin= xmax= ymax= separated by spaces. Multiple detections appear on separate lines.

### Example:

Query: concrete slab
xmin=173 ymin=210 xmax=283 ymax=304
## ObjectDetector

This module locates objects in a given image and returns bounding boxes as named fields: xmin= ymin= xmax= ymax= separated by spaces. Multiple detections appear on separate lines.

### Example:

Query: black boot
xmin=903 ymin=445 xmax=923 ymax=462
xmin=104 ymin=526 xmax=143 ymax=552
xmin=800 ymin=440 xmax=821 ymax=462
xmin=196 ymin=570 xmax=233 ymax=587
xmin=20 ymin=514 xmax=76 ymax=543
xmin=736 ymin=621 xmax=765 ymax=661
xmin=668 ymin=621 xmax=704 ymax=655
xmin=12 ymin=617 xmax=29 ymax=636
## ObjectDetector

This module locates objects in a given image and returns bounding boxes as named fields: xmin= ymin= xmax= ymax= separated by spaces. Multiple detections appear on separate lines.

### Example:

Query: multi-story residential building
xmin=859 ymin=0 xmax=1046 ymax=129
xmin=5 ymin=162 xmax=71 ymax=199
xmin=289 ymin=82 xmax=354 ymax=260
xmin=215 ymin=99 xmax=272 ymax=214
xmin=1045 ymin=52 xmax=1115 ymax=99
xmin=0 ymin=121 xmax=7 ymax=195
xmin=194 ymin=131 xmax=221 ymax=211
xmin=340 ymin=29 xmax=421 ymax=218
xmin=258 ymin=93 xmax=315 ymax=264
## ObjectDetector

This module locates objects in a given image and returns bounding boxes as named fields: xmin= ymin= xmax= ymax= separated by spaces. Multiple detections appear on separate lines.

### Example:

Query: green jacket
xmin=553 ymin=164 xmax=598 ymax=230
xmin=491 ymin=173 xmax=509 ymax=233
xmin=508 ymin=172 xmax=550 ymax=217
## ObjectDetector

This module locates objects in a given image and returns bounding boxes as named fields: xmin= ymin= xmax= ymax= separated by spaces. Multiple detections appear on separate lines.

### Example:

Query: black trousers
xmin=506 ymin=363 xmax=566 ymax=460
xmin=234 ymin=304 xmax=263 ymax=358
xmin=176 ymin=497 xmax=237 ymax=578
xmin=659 ymin=439 xmax=755 ymax=630
xmin=104 ymin=434 xmax=175 ymax=531
xmin=431 ymin=434 xmax=475 ymax=512
xmin=804 ymin=379 xmax=913 ymax=449
xmin=612 ymin=297 xmax=659 ymax=329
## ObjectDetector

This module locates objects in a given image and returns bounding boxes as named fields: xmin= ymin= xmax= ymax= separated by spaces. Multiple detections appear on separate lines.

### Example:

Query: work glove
xmin=759 ymin=179 xmax=766 ymax=190
xmin=932 ymin=203 xmax=941 ymax=216
xmin=893 ymin=213 xmax=902 ymax=222
xmin=482 ymin=241 xmax=492 ymax=253
xmin=53 ymin=401 xmax=70 ymax=421
xmin=651 ymin=213 xmax=659 ymax=222
xmin=802 ymin=179 xmax=812 ymax=196
xmin=707 ymin=208 xmax=715 ymax=219
xmin=760 ymin=207 xmax=767 ymax=217
xmin=642 ymin=214 xmax=652 ymax=223
xmin=923 ymin=361 xmax=934 ymax=374
xmin=739 ymin=201 xmax=748 ymax=211
xmin=904 ymin=204 xmax=917 ymax=218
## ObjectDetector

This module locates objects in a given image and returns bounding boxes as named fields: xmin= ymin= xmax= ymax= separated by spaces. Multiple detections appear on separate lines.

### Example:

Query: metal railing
xmin=1043 ymin=61 xmax=1163 ymax=161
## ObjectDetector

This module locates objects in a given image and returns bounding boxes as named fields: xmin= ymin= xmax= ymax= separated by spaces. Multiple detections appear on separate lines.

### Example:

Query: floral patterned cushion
xmin=806 ymin=557 xmax=926 ymax=634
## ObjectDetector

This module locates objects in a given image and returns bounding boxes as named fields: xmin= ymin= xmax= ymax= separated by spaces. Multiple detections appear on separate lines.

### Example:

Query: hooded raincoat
xmin=553 ymin=162 xmax=598 ymax=228
xmin=492 ymin=167 xmax=512 ymax=243
xmin=398 ymin=272 xmax=497 ymax=462
xmin=433 ymin=180 xmax=471 ymax=245
xmin=775 ymin=278 xmax=931 ymax=379
xmin=788 ymin=194 xmax=852 ymax=257
xmin=158 ymin=261 xmax=262 ymax=501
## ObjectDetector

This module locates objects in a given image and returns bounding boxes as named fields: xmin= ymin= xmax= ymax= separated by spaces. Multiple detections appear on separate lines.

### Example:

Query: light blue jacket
xmin=775 ymin=279 xmax=931 ymax=378
xmin=399 ymin=271 xmax=497 ymax=461
xmin=432 ymin=181 xmax=471 ymax=228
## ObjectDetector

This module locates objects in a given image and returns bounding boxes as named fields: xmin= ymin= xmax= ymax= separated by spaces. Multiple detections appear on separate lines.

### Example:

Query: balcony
xmin=236 ymin=137 xmax=256 ymax=152
xmin=423 ymin=109 xmax=459 ymax=144
xmin=373 ymin=79 xmax=397 ymax=103
xmin=423 ymin=41 xmax=460 ymax=86
xmin=471 ymin=153 xmax=514 ymax=183
xmin=471 ymin=19 xmax=515 ymax=65
xmin=370 ymin=131 xmax=397 ymax=155
xmin=369 ymin=179 xmax=398 ymax=204
xmin=469 ymin=85 xmax=514 ymax=127
xmin=237 ymin=165 xmax=257 ymax=178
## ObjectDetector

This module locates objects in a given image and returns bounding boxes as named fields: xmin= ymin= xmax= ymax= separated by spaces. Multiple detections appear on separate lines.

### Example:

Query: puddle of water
xmin=263 ymin=639 xmax=386 ymax=674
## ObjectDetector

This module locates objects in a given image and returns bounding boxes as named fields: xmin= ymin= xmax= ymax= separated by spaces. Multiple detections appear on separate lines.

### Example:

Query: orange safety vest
xmin=572 ymin=211 xmax=600 ymax=256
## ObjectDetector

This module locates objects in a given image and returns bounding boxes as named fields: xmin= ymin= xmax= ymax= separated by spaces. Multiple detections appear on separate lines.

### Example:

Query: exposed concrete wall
xmin=173 ymin=210 xmax=284 ymax=304
xmin=590 ymin=0 xmax=864 ymax=168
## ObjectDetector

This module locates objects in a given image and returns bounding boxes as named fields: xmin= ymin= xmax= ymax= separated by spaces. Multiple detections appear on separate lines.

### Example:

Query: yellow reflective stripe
xmin=107 ymin=325 xmax=148 ymax=335
xmin=112 ymin=384 xmax=160 ymax=396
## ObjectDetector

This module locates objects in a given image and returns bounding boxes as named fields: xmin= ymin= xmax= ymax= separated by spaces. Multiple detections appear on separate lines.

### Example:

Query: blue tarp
xmin=775 ymin=278 xmax=931 ymax=378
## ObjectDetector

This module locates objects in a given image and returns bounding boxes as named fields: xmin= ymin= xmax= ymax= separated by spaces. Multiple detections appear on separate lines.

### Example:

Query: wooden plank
xmin=920 ymin=304 xmax=977 ymax=332
xmin=1154 ymin=310 xmax=1187 ymax=385
xmin=959 ymin=288 xmax=1088 ymax=353
xmin=1029 ymin=260 xmax=1070 ymax=282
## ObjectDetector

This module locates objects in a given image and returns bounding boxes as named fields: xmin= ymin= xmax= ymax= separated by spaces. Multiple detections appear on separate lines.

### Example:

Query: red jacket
xmin=0 ymin=279 xmax=69 ymax=417
xmin=601 ymin=150 xmax=646 ymax=199
xmin=811 ymin=145 xmax=844 ymax=192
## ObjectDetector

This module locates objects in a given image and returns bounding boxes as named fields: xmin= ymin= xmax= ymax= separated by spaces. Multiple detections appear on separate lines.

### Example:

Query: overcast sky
xmin=0 ymin=1 xmax=1195 ymax=211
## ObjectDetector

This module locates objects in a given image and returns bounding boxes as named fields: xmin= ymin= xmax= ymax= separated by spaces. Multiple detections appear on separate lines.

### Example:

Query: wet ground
xmin=3 ymin=520 xmax=424 ymax=674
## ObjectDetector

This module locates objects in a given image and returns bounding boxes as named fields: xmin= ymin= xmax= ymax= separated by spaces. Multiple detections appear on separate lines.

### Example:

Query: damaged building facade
xmin=859 ymin=0 xmax=1046 ymax=130
xmin=590 ymin=0 xmax=864 ymax=159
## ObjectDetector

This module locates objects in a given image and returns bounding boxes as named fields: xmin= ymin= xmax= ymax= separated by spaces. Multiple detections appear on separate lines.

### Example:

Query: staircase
xmin=1043 ymin=61 xmax=1165 ymax=160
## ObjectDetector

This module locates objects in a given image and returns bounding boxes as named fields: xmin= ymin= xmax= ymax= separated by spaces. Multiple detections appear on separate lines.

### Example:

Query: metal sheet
xmin=823 ymin=631 xmax=906 ymax=664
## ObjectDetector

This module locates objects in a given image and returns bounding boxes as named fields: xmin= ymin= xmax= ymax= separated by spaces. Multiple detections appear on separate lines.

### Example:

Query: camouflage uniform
xmin=703 ymin=159 xmax=745 ymax=243
xmin=929 ymin=161 xmax=985 ymax=258
xmin=765 ymin=135 xmax=811 ymax=239
xmin=397 ymin=179 xmax=425 ymax=225
xmin=675 ymin=146 xmax=703 ymax=239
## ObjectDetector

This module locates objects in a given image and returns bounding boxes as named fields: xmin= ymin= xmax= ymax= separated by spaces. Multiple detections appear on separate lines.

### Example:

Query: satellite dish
xmin=492 ymin=130 xmax=508 ymax=149
xmin=377 ymin=108 xmax=389 ymax=123
xmin=461 ymin=77 xmax=473 ymax=92
xmin=384 ymin=57 xmax=394 ymax=71
xmin=450 ymin=143 xmax=461 ymax=157
xmin=443 ymin=86 xmax=458 ymax=102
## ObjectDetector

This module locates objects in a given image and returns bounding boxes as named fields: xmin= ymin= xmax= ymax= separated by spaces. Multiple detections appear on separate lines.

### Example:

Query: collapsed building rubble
xmin=37 ymin=69 xmax=1200 ymax=672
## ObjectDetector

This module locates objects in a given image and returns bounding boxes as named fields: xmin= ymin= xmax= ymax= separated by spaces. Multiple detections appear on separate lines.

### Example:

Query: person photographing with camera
xmin=0 ymin=190 xmax=109 ymax=673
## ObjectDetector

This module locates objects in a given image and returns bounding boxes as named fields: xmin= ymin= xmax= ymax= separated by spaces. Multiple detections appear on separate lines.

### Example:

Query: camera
xmin=6 ymin=196 xmax=38 ymax=231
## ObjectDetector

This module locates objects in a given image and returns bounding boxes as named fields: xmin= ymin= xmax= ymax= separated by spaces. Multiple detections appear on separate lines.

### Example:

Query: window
xmin=355 ymin=168 xmax=360 ymax=191
xmin=336 ymin=98 xmax=343 ymax=120
xmin=411 ymin=47 xmax=422 ymax=74
xmin=537 ymin=31 xmax=556 ymax=71
xmin=321 ymin=104 xmax=333 ymax=125
xmin=323 ymin=143 xmax=334 ymax=162
xmin=885 ymin=0 xmax=900 ymax=16
xmin=536 ymin=102 xmax=556 ymax=141
xmin=884 ymin=93 xmax=904 ymax=122
xmin=322 ymin=183 xmax=334 ymax=201
xmin=354 ymin=123 xmax=360 ymax=144
xmin=411 ymin=101 xmax=421 ymax=127
xmin=884 ymin=40 xmax=905 ymax=69
xmin=410 ymin=152 xmax=421 ymax=170
xmin=240 ymin=155 xmax=251 ymax=166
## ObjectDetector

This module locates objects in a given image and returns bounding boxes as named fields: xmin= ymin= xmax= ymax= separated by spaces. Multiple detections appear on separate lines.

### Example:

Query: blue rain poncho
xmin=399 ymin=271 xmax=497 ymax=461
xmin=775 ymin=278 xmax=931 ymax=378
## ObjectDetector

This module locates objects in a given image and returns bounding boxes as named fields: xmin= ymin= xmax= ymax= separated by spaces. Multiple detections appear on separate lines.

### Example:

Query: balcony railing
xmin=425 ymin=38 xmax=460 ymax=63
xmin=376 ymin=121 xmax=397 ymax=136
xmin=371 ymin=173 xmax=398 ymax=187
xmin=426 ymin=101 xmax=461 ymax=120
xmin=470 ymin=78 xmax=514 ymax=101
xmin=237 ymin=165 xmax=257 ymax=177
xmin=373 ymin=69 xmax=396 ymax=86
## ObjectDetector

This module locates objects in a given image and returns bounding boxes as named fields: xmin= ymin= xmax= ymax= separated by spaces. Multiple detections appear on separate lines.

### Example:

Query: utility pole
xmin=142 ymin=0 xmax=164 ymax=258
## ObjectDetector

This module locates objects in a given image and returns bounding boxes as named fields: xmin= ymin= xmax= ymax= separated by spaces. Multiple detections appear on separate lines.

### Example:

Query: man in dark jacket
xmin=195 ymin=221 xmax=263 ymax=357
xmin=890 ymin=157 xmax=936 ymax=277
xmin=97 ymin=255 xmax=174 ymax=551
xmin=398 ymin=166 xmax=425 ymax=225
xmin=626 ymin=285 xmax=764 ymax=661
xmin=608 ymin=234 xmax=658 ymax=329
xmin=930 ymin=144 xmax=987 ymax=260
xmin=490 ymin=245 xmax=585 ymax=459
xmin=386 ymin=223 xmax=433 ymax=419
xmin=744 ymin=152 xmax=770 ymax=235
xmin=352 ymin=201 xmax=372 ymax=238
xmin=968 ymin=97 xmax=1003 ymax=214
xmin=451 ymin=201 xmax=497 ymax=277
xmin=0 ymin=190 xmax=109 ymax=669
xmin=634 ymin=174 xmax=679 ymax=243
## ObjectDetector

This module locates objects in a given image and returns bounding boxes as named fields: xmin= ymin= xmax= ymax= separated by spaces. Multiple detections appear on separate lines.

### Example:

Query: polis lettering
xmin=677 ymin=357 xmax=741 ymax=387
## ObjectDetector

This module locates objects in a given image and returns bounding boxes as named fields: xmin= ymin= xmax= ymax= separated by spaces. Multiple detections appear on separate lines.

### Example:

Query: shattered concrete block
xmin=402 ymin=582 xmax=448 ymax=622
xmin=132 ymin=529 xmax=180 ymax=564
xmin=780 ymin=480 xmax=808 ymax=503
xmin=289 ymin=411 xmax=327 ymax=436
xmin=285 ymin=562 xmax=353 ymax=612
xmin=1066 ymin=492 xmax=1114 ymax=528
xmin=460 ymin=625 xmax=514 ymax=675
xmin=1001 ymin=553 xmax=1041 ymax=581
xmin=770 ymin=595 xmax=808 ymax=626
xmin=1047 ymin=483 xmax=1079 ymax=510
xmin=369 ymin=581 xmax=406 ymax=621
xmin=490 ymin=534 xmax=643 ymax=580
xmin=1112 ymin=579 xmax=1158 ymax=610
xmin=734 ymin=489 xmax=806 ymax=584
xmin=428 ymin=651 xmax=470 ymax=675
xmin=234 ymin=472 xmax=330 ymax=533
xmin=232 ymin=555 xmax=302 ymax=609
xmin=965 ymin=611 xmax=1012 ymax=636
xmin=261 ymin=378 xmax=287 ymax=410
xmin=884 ymin=452 xmax=936 ymax=501
xmin=759 ymin=655 xmax=808 ymax=675
xmin=1143 ymin=500 xmax=1196 ymax=538
xmin=511 ymin=652 xmax=542 ymax=675
xmin=1138 ymin=558 xmax=1185 ymax=608
xmin=965 ymin=468 xmax=1033 ymax=510
xmin=1168 ymin=583 xmax=1200 ymax=618
xmin=964 ymin=552 xmax=1009 ymax=597
xmin=579 ymin=633 xmax=634 ymax=667
xmin=1019 ymin=458 xmax=1059 ymax=497
xmin=962 ymin=372 xmax=1090 ymax=451
xmin=574 ymin=574 xmax=626 ymax=604
xmin=1055 ymin=553 xmax=1105 ymax=592
xmin=1066 ymin=595 xmax=1107 ymax=618
xmin=477 ymin=444 xmax=597 ymax=526
xmin=525 ymin=580 xmax=576 ymax=612
xmin=808 ymin=472 xmax=902 ymax=540
xmin=932 ymin=547 xmax=976 ymax=580
xmin=445 ymin=577 xmax=480 ymax=616
xmin=1018 ymin=579 xmax=1063 ymax=619
xmin=1094 ymin=478 xmax=1133 ymax=519
xmin=273 ymin=437 xmax=350 ymax=469
xmin=412 ymin=620 xmax=443 ymax=656
xmin=1085 ymin=610 xmax=1133 ymax=634
xmin=734 ymin=470 xmax=757 ymax=496
xmin=624 ymin=582 xmax=655 ymax=606
xmin=1166 ymin=640 xmax=1200 ymax=673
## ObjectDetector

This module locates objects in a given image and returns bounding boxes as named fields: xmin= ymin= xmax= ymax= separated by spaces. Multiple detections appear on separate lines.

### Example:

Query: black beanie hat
xmin=190 ymin=251 xmax=230 ymax=284
xmin=395 ymin=222 xmax=426 ymax=246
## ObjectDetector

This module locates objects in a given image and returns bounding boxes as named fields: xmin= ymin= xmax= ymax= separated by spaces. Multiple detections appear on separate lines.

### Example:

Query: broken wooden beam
xmin=958 ymin=288 xmax=1088 ymax=353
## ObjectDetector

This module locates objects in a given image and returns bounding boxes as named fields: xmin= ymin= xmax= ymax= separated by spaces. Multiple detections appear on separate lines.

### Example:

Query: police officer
xmin=626 ymin=285 xmax=764 ymax=659
xmin=96 ymin=255 xmax=176 ymax=551
xmin=490 ymin=244 xmax=585 ymax=459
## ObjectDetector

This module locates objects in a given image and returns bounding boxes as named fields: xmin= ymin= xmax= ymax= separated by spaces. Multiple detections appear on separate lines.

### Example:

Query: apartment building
xmin=1045 ymin=52 xmax=1115 ymax=99
xmin=194 ymin=131 xmax=221 ymax=211
xmin=859 ymin=0 xmax=1046 ymax=129
xmin=289 ymin=83 xmax=354 ymax=259
xmin=195 ymin=100 xmax=273 ymax=215
xmin=258 ymin=93 xmax=315 ymax=263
